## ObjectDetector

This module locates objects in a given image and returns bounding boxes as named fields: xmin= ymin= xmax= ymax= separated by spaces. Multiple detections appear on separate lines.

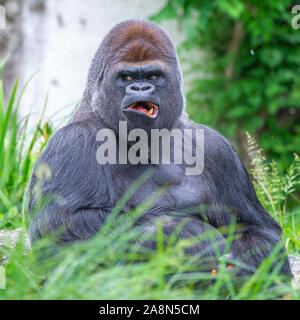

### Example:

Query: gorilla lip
xmin=126 ymin=101 xmax=159 ymax=118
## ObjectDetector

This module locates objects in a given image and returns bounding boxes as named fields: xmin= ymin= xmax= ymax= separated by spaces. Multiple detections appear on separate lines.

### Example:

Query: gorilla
xmin=25 ymin=20 xmax=291 ymax=276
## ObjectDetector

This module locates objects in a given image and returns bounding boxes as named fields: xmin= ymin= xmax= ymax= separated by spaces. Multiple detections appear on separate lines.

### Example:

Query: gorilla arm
xmin=27 ymin=120 xmax=115 ymax=243
xmin=202 ymin=126 xmax=291 ymax=275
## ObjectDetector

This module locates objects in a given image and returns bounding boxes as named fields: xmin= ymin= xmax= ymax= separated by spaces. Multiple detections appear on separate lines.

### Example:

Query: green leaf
xmin=218 ymin=0 xmax=245 ymax=19
xmin=259 ymin=48 xmax=284 ymax=68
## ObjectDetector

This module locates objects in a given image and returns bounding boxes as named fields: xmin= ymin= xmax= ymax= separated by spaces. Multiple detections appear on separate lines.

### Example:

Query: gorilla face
xmin=96 ymin=59 xmax=184 ymax=133
xmin=83 ymin=20 xmax=185 ymax=133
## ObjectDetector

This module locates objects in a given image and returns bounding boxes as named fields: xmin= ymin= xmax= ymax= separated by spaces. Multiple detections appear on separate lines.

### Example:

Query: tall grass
xmin=0 ymin=208 xmax=297 ymax=300
xmin=0 ymin=75 xmax=298 ymax=300
xmin=0 ymin=72 xmax=52 ymax=230
xmin=247 ymin=133 xmax=300 ymax=254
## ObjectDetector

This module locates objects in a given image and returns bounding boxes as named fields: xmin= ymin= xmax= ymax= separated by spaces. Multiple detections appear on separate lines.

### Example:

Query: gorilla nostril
xmin=126 ymin=83 xmax=155 ymax=95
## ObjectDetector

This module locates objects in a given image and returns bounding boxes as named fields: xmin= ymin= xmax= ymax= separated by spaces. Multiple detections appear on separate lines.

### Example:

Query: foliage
xmin=0 ymin=65 xmax=52 ymax=230
xmin=247 ymin=133 xmax=300 ymax=253
xmin=0 ymin=197 xmax=296 ymax=300
xmin=151 ymin=0 xmax=300 ymax=170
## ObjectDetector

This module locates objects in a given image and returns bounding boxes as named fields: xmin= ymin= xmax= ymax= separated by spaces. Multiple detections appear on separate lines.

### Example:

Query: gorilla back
xmin=26 ymin=20 xmax=291 ymax=276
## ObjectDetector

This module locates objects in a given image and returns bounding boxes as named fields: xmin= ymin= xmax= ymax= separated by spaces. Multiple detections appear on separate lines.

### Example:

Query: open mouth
xmin=126 ymin=101 xmax=159 ymax=118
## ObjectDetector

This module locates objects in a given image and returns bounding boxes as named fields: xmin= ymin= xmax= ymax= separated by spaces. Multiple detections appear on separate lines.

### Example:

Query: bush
xmin=152 ymin=0 xmax=300 ymax=170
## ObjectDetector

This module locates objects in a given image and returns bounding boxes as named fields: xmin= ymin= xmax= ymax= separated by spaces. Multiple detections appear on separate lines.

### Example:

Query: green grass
xmin=247 ymin=133 xmax=300 ymax=254
xmin=0 ymin=73 xmax=52 ymax=231
xmin=0 ymin=76 xmax=299 ymax=300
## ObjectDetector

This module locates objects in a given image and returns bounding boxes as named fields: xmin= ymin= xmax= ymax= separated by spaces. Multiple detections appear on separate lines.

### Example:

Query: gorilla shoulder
xmin=180 ymin=113 xmax=239 ymax=164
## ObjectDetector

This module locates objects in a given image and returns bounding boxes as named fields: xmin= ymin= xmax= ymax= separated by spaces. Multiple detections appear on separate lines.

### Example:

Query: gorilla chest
xmin=113 ymin=163 xmax=210 ymax=212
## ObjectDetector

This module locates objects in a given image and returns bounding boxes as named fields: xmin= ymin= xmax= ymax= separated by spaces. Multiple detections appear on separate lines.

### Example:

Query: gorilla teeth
xmin=127 ymin=101 xmax=158 ymax=117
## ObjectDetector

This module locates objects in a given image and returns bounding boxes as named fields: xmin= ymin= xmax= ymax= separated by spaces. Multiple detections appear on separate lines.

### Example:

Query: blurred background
xmin=0 ymin=0 xmax=299 ymax=170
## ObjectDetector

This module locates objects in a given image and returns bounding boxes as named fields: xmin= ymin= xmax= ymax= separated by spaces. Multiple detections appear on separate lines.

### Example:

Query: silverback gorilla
xmin=26 ymin=20 xmax=291 ymax=276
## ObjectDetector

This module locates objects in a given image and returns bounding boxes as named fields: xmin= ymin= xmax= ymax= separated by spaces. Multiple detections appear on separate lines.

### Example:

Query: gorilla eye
xmin=124 ymin=75 xmax=133 ymax=81
xmin=148 ymin=74 xmax=159 ymax=80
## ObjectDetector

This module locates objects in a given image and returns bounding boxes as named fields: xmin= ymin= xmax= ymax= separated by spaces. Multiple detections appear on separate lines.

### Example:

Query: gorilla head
xmin=74 ymin=20 xmax=184 ymax=133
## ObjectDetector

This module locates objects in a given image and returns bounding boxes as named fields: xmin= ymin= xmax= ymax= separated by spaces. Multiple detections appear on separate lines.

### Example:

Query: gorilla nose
xmin=126 ymin=82 xmax=155 ymax=95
